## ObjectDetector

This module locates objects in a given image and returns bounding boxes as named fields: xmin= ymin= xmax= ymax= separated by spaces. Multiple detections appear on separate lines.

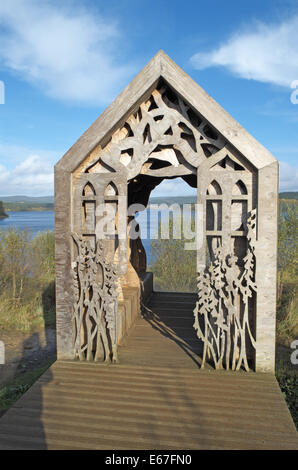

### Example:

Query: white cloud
xmin=0 ymin=143 xmax=59 ymax=168
xmin=0 ymin=154 xmax=54 ymax=196
xmin=0 ymin=0 xmax=135 ymax=104
xmin=190 ymin=16 xmax=298 ymax=87
xmin=279 ymin=161 xmax=298 ymax=191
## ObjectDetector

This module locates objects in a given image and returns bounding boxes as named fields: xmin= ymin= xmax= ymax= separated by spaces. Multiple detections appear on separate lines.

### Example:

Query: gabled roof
xmin=55 ymin=50 xmax=277 ymax=173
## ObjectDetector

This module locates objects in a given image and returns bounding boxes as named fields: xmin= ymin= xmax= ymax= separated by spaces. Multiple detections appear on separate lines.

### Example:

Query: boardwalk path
xmin=0 ymin=293 xmax=297 ymax=450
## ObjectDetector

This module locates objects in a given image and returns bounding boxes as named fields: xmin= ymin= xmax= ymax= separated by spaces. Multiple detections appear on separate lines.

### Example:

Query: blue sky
xmin=0 ymin=0 xmax=297 ymax=196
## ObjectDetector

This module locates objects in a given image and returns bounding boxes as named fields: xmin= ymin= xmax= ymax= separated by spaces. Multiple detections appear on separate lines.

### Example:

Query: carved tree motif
xmin=193 ymin=210 xmax=257 ymax=371
xmin=71 ymin=233 xmax=118 ymax=363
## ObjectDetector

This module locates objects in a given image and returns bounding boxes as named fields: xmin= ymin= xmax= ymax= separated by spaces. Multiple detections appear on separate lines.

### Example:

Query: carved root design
xmin=71 ymin=233 xmax=119 ymax=363
xmin=193 ymin=211 xmax=257 ymax=371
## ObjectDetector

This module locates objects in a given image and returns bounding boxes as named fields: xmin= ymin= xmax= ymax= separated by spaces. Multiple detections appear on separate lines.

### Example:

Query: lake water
xmin=0 ymin=208 xmax=194 ymax=266
xmin=0 ymin=211 xmax=55 ymax=236
xmin=0 ymin=210 xmax=157 ymax=264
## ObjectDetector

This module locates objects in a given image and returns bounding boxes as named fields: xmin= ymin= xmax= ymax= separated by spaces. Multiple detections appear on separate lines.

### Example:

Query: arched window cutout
xmin=82 ymin=182 xmax=96 ymax=196
xmin=104 ymin=181 xmax=118 ymax=197
xmin=207 ymin=180 xmax=222 ymax=195
xmin=86 ymin=158 xmax=116 ymax=174
xmin=211 ymin=156 xmax=245 ymax=171
xmin=233 ymin=180 xmax=247 ymax=195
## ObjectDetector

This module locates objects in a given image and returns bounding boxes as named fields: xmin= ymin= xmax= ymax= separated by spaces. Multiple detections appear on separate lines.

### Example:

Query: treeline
xmin=0 ymin=228 xmax=55 ymax=332
xmin=279 ymin=192 xmax=298 ymax=200
xmin=4 ymin=202 xmax=54 ymax=212
xmin=149 ymin=196 xmax=197 ymax=206
xmin=279 ymin=198 xmax=298 ymax=216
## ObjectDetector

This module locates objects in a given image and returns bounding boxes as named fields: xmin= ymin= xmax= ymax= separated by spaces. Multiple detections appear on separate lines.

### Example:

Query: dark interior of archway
xmin=128 ymin=173 xmax=197 ymax=208
xmin=128 ymin=172 xmax=197 ymax=280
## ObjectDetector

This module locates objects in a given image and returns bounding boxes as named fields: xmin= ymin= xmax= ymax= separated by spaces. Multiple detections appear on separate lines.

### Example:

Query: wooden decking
xmin=0 ymin=292 xmax=297 ymax=450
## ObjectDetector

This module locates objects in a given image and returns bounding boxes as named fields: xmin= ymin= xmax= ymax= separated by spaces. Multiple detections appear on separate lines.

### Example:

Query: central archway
xmin=130 ymin=177 xmax=197 ymax=294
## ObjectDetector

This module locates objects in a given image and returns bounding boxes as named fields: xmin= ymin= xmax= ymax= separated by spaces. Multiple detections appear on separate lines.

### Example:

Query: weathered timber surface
xmin=0 ymin=293 xmax=296 ymax=450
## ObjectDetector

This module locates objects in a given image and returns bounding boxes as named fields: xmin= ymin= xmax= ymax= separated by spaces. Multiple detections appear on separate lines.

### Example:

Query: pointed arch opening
xmin=233 ymin=180 xmax=248 ymax=195
xmin=206 ymin=180 xmax=222 ymax=195
xmin=104 ymin=181 xmax=118 ymax=197
xmin=82 ymin=181 xmax=96 ymax=196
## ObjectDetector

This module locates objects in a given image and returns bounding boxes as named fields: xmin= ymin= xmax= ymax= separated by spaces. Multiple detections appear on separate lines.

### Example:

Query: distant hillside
xmin=0 ymin=195 xmax=54 ymax=212
xmin=149 ymin=192 xmax=298 ymax=205
xmin=0 ymin=191 xmax=296 ymax=212
xmin=0 ymin=201 xmax=8 ymax=219
xmin=4 ymin=202 xmax=54 ymax=212
xmin=150 ymin=196 xmax=196 ymax=205
xmin=279 ymin=192 xmax=298 ymax=200
xmin=0 ymin=195 xmax=54 ymax=204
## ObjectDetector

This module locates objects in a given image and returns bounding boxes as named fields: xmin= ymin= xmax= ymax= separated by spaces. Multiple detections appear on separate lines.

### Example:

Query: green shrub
xmin=276 ymin=345 xmax=298 ymax=429
xmin=30 ymin=231 xmax=55 ymax=280
xmin=149 ymin=216 xmax=197 ymax=292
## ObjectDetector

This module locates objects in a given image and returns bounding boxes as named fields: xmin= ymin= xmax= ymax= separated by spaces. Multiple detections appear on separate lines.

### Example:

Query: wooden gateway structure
xmin=55 ymin=50 xmax=278 ymax=372
xmin=0 ymin=52 xmax=297 ymax=450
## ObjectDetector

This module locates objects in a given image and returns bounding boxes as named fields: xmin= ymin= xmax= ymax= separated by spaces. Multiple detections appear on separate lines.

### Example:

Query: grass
xmin=0 ymin=360 xmax=54 ymax=416
xmin=275 ymin=273 xmax=298 ymax=430
xmin=275 ymin=345 xmax=298 ymax=430
xmin=0 ymin=279 xmax=56 ymax=333
xmin=276 ymin=281 xmax=298 ymax=347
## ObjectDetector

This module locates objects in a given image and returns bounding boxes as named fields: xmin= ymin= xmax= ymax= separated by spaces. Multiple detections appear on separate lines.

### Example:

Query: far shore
xmin=5 ymin=207 xmax=53 ymax=212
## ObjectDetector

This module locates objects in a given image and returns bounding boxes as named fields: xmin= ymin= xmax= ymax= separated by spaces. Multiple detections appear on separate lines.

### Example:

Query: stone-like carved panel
xmin=193 ymin=210 xmax=257 ymax=371
xmin=72 ymin=81 xmax=258 ymax=370
xmin=71 ymin=233 xmax=119 ymax=363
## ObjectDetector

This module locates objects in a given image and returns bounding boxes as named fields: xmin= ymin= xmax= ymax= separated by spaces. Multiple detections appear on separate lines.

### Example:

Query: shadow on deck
xmin=119 ymin=292 xmax=204 ymax=369
xmin=0 ymin=292 xmax=297 ymax=450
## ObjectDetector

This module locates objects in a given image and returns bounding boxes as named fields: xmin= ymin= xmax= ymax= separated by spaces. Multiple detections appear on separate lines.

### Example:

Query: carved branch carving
xmin=193 ymin=210 xmax=257 ymax=371
xmin=84 ymin=84 xmax=226 ymax=179
xmin=71 ymin=233 xmax=119 ymax=363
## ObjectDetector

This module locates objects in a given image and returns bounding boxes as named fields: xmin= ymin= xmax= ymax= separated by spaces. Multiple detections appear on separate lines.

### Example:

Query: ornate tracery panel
xmin=195 ymin=148 xmax=257 ymax=370
xmin=71 ymin=234 xmax=119 ymax=362
xmin=75 ymin=81 xmax=226 ymax=182
xmin=71 ymin=173 xmax=127 ymax=362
